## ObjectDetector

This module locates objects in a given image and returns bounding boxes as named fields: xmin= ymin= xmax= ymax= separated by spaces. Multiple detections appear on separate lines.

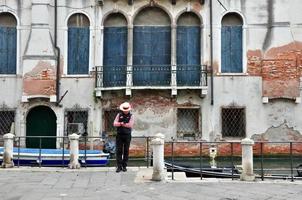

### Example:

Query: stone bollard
xmin=68 ymin=133 xmax=81 ymax=169
xmin=1 ymin=133 xmax=15 ymax=168
xmin=151 ymin=133 xmax=165 ymax=181
xmin=240 ymin=138 xmax=255 ymax=181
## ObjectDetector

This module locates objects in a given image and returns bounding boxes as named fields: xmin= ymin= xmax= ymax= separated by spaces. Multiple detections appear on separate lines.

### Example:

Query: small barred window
xmin=221 ymin=107 xmax=246 ymax=137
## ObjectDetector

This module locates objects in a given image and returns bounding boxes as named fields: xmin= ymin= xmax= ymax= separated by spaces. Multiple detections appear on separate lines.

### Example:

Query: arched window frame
xmin=132 ymin=6 xmax=172 ymax=86
xmin=219 ymin=11 xmax=247 ymax=74
xmin=176 ymin=11 xmax=203 ymax=86
xmin=63 ymin=11 xmax=93 ymax=76
xmin=102 ymin=12 xmax=128 ymax=87
xmin=0 ymin=11 xmax=19 ymax=76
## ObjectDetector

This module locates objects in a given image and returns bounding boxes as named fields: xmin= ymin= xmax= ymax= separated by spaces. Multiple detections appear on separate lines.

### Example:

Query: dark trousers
xmin=116 ymin=134 xmax=131 ymax=168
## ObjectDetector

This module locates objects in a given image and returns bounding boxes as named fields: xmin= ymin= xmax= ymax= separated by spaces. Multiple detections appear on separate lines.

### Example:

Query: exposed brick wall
xmin=262 ymin=59 xmax=299 ymax=98
xmin=247 ymin=49 xmax=262 ymax=76
xmin=247 ymin=41 xmax=302 ymax=99
xmin=253 ymin=143 xmax=302 ymax=156
xmin=82 ymin=138 xmax=302 ymax=157
xmin=23 ymin=61 xmax=56 ymax=96
xmin=130 ymin=142 xmax=302 ymax=157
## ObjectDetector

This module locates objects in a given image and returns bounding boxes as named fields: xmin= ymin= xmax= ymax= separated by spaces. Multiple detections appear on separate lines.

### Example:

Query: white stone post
xmin=240 ymin=138 xmax=255 ymax=181
xmin=151 ymin=133 xmax=165 ymax=181
xmin=68 ymin=134 xmax=81 ymax=169
xmin=1 ymin=133 xmax=15 ymax=168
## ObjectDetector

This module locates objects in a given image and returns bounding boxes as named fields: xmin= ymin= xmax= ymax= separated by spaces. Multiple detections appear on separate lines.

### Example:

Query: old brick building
xmin=0 ymin=0 xmax=302 ymax=151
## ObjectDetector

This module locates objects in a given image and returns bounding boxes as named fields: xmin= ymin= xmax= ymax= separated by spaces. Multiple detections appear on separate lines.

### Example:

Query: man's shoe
xmin=116 ymin=167 xmax=122 ymax=173
xmin=122 ymin=167 xmax=127 ymax=172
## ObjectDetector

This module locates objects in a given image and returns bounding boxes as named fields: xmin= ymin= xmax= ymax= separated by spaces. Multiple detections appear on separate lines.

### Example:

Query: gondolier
xmin=113 ymin=102 xmax=134 ymax=173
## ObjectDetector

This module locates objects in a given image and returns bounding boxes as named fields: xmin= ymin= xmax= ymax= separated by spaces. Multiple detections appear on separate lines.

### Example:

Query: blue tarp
xmin=0 ymin=147 xmax=104 ymax=155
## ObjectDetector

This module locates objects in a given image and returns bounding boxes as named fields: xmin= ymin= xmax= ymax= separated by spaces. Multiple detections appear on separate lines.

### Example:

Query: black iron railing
xmin=95 ymin=65 xmax=208 ymax=88
xmin=0 ymin=135 xmax=153 ymax=168
xmin=166 ymin=140 xmax=302 ymax=182
xmin=133 ymin=65 xmax=171 ymax=86
xmin=1 ymin=135 xmax=301 ymax=182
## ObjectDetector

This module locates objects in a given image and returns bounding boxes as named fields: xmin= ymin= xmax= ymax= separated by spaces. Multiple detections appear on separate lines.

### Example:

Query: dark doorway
xmin=26 ymin=106 xmax=57 ymax=149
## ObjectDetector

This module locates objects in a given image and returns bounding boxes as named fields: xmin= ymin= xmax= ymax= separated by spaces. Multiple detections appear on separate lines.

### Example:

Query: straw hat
xmin=119 ymin=102 xmax=131 ymax=112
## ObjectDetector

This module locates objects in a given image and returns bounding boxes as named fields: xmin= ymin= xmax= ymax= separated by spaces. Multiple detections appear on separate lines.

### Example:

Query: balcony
xmin=95 ymin=65 xmax=208 ymax=97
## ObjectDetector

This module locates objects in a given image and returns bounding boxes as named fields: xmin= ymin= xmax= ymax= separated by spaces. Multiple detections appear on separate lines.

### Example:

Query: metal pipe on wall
xmin=210 ymin=0 xmax=214 ymax=105
xmin=55 ymin=0 xmax=61 ymax=106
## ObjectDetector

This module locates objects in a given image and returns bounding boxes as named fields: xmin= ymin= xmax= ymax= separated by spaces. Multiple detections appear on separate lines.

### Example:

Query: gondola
xmin=165 ymin=161 xmax=302 ymax=179
xmin=0 ymin=147 xmax=109 ymax=167
xmin=165 ymin=161 xmax=241 ymax=178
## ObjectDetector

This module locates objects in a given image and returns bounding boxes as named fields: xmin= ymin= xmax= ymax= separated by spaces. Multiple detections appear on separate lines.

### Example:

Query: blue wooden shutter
xmin=7 ymin=27 xmax=16 ymax=74
xmin=0 ymin=27 xmax=7 ymax=74
xmin=0 ymin=27 xmax=16 ymax=74
xmin=133 ymin=26 xmax=171 ymax=86
xmin=221 ymin=26 xmax=242 ymax=73
xmin=221 ymin=26 xmax=231 ymax=72
xmin=78 ymin=28 xmax=89 ymax=74
xmin=133 ymin=26 xmax=152 ymax=86
xmin=103 ymin=27 xmax=127 ymax=87
xmin=231 ymin=26 xmax=242 ymax=73
xmin=151 ymin=27 xmax=171 ymax=85
xmin=177 ymin=26 xmax=200 ymax=85
xmin=68 ymin=27 xmax=89 ymax=74
xmin=68 ymin=28 xmax=77 ymax=74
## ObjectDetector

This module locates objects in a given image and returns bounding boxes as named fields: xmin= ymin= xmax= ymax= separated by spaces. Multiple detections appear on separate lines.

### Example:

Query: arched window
xmin=0 ymin=13 xmax=17 ymax=74
xmin=221 ymin=13 xmax=243 ymax=73
xmin=177 ymin=12 xmax=201 ymax=86
xmin=103 ymin=13 xmax=127 ymax=87
xmin=67 ymin=13 xmax=90 ymax=74
xmin=133 ymin=7 xmax=171 ymax=86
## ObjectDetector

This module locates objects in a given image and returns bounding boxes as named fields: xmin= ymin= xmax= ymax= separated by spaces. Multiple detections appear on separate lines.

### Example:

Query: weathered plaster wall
xmin=202 ymin=77 xmax=261 ymax=140
xmin=208 ymin=0 xmax=302 ymax=143
xmin=60 ymin=78 xmax=101 ymax=138
xmin=101 ymin=90 xmax=175 ymax=138
xmin=0 ymin=77 xmax=22 ymax=107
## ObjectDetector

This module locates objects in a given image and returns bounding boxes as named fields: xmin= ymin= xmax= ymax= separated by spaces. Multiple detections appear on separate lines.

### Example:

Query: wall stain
xmin=251 ymin=122 xmax=302 ymax=142
xmin=262 ymin=0 xmax=274 ymax=51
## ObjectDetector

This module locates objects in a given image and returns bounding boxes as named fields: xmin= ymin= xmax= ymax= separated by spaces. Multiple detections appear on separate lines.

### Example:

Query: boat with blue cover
xmin=0 ymin=147 xmax=109 ymax=166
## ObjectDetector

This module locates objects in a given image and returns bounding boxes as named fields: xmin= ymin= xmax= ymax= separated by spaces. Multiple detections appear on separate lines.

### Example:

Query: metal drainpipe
xmin=55 ymin=0 xmax=61 ymax=106
xmin=210 ymin=0 xmax=214 ymax=105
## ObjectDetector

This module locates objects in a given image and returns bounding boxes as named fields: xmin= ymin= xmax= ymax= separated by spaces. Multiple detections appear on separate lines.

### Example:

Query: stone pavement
xmin=0 ymin=167 xmax=302 ymax=200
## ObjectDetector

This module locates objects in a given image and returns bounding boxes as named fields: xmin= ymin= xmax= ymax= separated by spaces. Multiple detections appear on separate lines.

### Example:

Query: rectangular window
xmin=68 ymin=27 xmax=90 ymax=74
xmin=177 ymin=108 xmax=200 ymax=138
xmin=177 ymin=26 xmax=201 ymax=86
xmin=0 ymin=110 xmax=15 ymax=135
xmin=221 ymin=26 xmax=242 ymax=73
xmin=0 ymin=27 xmax=17 ymax=74
xmin=64 ymin=110 xmax=88 ymax=135
xmin=103 ymin=27 xmax=127 ymax=87
xmin=104 ymin=110 xmax=119 ymax=135
xmin=221 ymin=107 xmax=246 ymax=137
xmin=133 ymin=26 xmax=171 ymax=86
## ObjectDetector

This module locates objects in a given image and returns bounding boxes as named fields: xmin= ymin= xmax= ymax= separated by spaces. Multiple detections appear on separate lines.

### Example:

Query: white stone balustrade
xmin=240 ymin=138 xmax=255 ymax=181
xmin=1 ymin=133 xmax=15 ymax=168
xmin=151 ymin=133 xmax=165 ymax=181
xmin=68 ymin=133 xmax=81 ymax=169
